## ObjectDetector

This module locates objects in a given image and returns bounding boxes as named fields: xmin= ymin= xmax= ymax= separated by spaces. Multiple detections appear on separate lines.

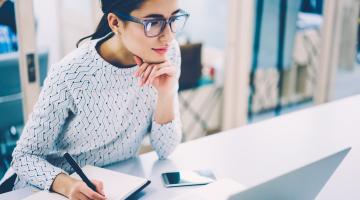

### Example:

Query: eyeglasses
xmin=113 ymin=10 xmax=190 ymax=38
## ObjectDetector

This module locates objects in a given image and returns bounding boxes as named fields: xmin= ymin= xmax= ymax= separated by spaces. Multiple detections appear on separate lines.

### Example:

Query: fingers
xmin=133 ymin=56 xmax=142 ymax=66
xmin=135 ymin=62 xmax=150 ymax=78
xmin=148 ymin=66 xmax=176 ymax=85
xmin=134 ymin=58 xmax=177 ymax=86
xmin=92 ymin=179 xmax=105 ymax=196
xmin=146 ymin=65 xmax=160 ymax=85
xmin=69 ymin=180 xmax=106 ymax=200
xmin=139 ymin=64 xmax=152 ymax=86
xmin=134 ymin=56 xmax=146 ymax=77
xmin=75 ymin=192 xmax=90 ymax=200
xmin=81 ymin=184 xmax=106 ymax=200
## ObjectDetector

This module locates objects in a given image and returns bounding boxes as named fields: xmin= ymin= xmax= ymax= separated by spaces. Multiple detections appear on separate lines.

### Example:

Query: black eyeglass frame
xmin=112 ymin=9 xmax=190 ymax=37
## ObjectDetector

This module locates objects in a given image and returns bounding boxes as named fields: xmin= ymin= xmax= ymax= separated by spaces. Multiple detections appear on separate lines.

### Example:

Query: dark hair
xmin=76 ymin=0 xmax=145 ymax=47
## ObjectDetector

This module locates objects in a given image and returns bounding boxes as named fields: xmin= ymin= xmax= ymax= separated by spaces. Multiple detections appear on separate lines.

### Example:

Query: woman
xmin=10 ymin=0 xmax=188 ymax=199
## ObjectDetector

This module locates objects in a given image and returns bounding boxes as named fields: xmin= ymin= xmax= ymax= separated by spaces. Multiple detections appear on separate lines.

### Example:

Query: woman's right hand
xmin=67 ymin=179 xmax=106 ymax=200
xmin=51 ymin=173 xmax=106 ymax=200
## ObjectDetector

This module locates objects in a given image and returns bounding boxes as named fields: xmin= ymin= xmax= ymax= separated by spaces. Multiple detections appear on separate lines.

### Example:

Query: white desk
xmin=2 ymin=95 xmax=360 ymax=199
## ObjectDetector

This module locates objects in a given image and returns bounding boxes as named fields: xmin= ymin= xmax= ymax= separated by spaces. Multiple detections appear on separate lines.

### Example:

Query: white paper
xmin=23 ymin=165 xmax=149 ymax=200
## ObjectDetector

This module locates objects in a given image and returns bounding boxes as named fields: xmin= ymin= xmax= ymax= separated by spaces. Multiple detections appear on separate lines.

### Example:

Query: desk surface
xmin=2 ymin=95 xmax=360 ymax=199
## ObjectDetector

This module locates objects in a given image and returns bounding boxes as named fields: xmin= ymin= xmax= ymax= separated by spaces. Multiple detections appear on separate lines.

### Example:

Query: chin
xmin=144 ymin=54 xmax=167 ymax=64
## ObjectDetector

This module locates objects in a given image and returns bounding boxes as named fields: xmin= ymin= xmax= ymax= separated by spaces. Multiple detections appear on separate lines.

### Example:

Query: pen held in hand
xmin=63 ymin=153 xmax=99 ymax=193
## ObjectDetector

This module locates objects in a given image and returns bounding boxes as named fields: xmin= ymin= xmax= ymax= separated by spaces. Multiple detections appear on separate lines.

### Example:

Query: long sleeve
xmin=150 ymin=95 xmax=182 ymax=159
xmin=11 ymin=63 xmax=75 ymax=190
xmin=149 ymin=39 xmax=182 ymax=159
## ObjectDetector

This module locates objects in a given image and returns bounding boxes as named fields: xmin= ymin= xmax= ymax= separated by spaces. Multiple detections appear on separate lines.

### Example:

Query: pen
xmin=63 ymin=153 xmax=98 ymax=192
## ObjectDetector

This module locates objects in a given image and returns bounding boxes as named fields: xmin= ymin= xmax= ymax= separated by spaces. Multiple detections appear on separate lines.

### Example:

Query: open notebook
xmin=23 ymin=165 xmax=151 ymax=200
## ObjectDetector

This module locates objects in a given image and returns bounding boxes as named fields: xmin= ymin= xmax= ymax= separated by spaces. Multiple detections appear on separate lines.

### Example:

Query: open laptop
xmin=173 ymin=147 xmax=351 ymax=200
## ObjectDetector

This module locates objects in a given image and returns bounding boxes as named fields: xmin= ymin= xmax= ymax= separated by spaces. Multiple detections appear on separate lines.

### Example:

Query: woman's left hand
xmin=134 ymin=56 xmax=178 ymax=96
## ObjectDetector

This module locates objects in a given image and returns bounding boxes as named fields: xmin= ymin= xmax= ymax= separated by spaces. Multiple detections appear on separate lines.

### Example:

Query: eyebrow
xmin=143 ymin=9 xmax=182 ymax=18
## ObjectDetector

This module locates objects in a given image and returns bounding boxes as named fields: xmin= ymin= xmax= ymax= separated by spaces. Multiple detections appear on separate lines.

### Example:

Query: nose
xmin=159 ymin=23 xmax=174 ymax=43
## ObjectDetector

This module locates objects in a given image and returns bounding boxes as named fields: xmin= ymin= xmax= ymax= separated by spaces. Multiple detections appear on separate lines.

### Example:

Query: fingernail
xmin=134 ymin=56 xmax=141 ymax=65
xmin=133 ymin=56 xmax=139 ymax=65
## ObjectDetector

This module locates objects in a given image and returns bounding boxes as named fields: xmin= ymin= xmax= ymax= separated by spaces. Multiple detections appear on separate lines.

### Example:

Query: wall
xmin=33 ymin=0 xmax=101 ymax=66
xmin=179 ymin=0 xmax=229 ymax=49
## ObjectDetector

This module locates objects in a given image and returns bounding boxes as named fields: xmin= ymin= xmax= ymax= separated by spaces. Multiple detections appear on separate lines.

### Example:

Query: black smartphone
xmin=161 ymin=170 xmax=216 ymax=188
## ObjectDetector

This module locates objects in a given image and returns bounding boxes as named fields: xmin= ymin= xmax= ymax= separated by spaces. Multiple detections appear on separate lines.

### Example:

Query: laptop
xmin=173 ymin=147 xmax=351 ymax=200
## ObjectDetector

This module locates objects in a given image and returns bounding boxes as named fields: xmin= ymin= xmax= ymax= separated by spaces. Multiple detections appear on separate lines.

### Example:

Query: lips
xmin=152 ymin=47 xmax=169 ymax=55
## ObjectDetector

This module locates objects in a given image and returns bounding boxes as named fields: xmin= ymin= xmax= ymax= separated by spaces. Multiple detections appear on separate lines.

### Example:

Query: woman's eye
xmin=145 ymin=23 xmax=153 ymax=31
xmin=150 ymin=21 xmax=160 ymax=26
xmin=145 ymin=21 xmax=158 ymax=30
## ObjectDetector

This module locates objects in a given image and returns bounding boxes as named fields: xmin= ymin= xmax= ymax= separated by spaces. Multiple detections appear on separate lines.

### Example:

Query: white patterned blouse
xmin=11 ymin=35 xmax=182 ymax=191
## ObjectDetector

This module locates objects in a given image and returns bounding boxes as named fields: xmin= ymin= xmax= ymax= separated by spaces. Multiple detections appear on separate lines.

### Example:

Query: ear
xmin=107 ymin=13 xmax=124 ymax=35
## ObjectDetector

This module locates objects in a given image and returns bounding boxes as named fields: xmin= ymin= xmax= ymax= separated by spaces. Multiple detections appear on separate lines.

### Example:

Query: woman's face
xmin=119 ymin=0 xmax=179 ymax=63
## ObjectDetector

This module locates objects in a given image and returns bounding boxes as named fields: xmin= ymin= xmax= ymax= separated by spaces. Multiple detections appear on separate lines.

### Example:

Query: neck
xmin=98 ymin=34 xmax=136 ymax=68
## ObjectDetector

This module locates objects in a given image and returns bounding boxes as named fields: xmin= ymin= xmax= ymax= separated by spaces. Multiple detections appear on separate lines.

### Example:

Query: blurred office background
xmin=1 ymin=0 xmax=360 ymax=179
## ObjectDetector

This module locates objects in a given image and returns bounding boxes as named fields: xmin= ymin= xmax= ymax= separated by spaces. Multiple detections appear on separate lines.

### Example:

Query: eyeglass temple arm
xmin=113 ymin=11 xmax=144 ymax=24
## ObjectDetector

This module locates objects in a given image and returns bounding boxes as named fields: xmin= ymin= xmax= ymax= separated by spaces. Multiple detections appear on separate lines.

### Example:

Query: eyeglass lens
xmin=144 ymin=15 xmax=187 ymax=37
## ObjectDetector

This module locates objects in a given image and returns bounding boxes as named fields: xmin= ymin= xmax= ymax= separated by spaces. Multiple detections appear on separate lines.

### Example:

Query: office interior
xmin=1 ymin=0 xmax=360 ymax=199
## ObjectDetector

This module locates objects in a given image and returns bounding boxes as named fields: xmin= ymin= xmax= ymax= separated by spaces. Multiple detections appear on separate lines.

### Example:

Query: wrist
xmin=155 ymin=93 xmax=176 ymax=124
xmin=65 ymin=177 xmax=80 ymax=197
xmin=157 ymin=91 xmax=176 ymax=100
xmin=51 ymin=173 xmax=78 ymax=197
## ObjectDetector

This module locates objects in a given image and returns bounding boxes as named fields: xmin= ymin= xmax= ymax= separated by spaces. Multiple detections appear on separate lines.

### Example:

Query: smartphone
xmin=161 ymin=170 xmax=216 ymax=188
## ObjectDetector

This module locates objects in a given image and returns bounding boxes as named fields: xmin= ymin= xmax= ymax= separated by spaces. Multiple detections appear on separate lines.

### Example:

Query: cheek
xmin=122 ymin=27 xmax=166 ymax=62
xmin=122 ymin=28 xmax=151 ymax=56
